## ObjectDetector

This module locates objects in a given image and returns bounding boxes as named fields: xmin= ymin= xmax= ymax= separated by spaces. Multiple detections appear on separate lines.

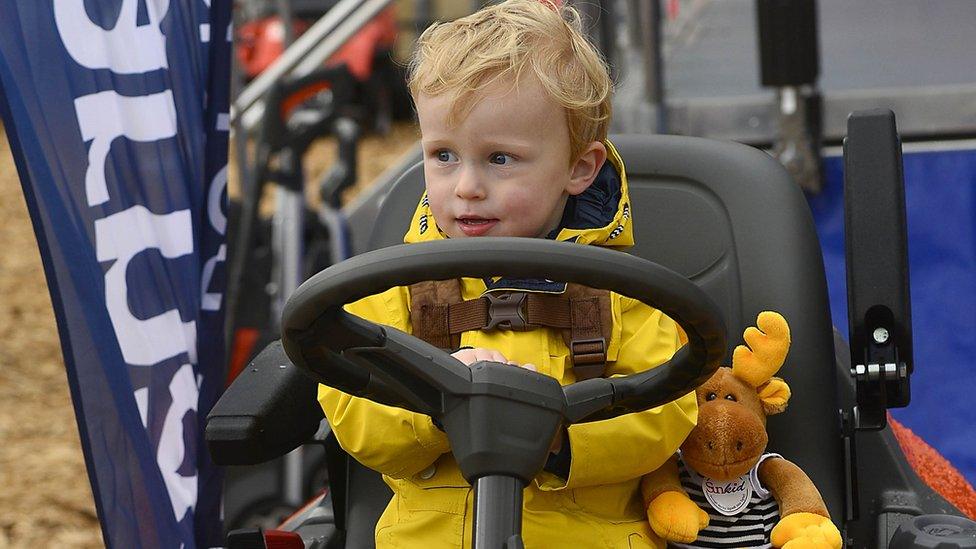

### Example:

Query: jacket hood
xmin=403 ymin=140 xmax=633 ymax=249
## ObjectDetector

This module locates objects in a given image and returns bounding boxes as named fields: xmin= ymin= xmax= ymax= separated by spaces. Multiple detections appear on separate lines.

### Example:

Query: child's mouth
xmin=456 ymin=217 xmax=498 ymax=236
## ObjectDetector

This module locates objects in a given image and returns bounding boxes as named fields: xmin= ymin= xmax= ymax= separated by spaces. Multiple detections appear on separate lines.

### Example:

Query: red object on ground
xmin=237 ymin=17 xmax=313 ymax=80
xmin=263 ymin=529 xmax=305 ymax=549
xmin=227 ymin=327 xmax=260 ymax=385
xmin=328 ymin=8 xmax=397 ymax=81
xmin=889 ymin=414 xmax=976 ymax=519
xmin=278 ymin=489 xmax=330 ymax=529
xmin=236 ymin=8 xmax=398 ymax=82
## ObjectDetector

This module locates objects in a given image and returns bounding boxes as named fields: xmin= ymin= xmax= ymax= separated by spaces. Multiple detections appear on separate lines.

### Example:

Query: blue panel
xmin=809 ymin=148 xmax=976 ymax=487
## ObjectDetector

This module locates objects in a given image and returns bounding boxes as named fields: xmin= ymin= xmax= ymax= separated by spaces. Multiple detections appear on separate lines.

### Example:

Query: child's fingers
xmin=447 ymin=348 xmax=537 ymax=371
xmin=468 ymin=348 xmax=504 ymax=363
xmin=450 ymin=348 xmax=477 ymax=365
xmin=485 ymin=349 xmax=508 ymax=363
xmin=450 ymin=347 xmax=511 ymax=366
xmin=504 ymin=361 xmax=536 ymax=372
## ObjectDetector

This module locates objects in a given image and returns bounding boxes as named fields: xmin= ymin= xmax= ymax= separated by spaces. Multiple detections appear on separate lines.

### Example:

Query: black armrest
xmin=206 ymin=340 xmax=324 ymax=465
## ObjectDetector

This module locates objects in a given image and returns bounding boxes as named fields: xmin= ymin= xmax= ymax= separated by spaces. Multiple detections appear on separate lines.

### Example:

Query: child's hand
xmin=451 ymin=348 xmax=537 ymax=372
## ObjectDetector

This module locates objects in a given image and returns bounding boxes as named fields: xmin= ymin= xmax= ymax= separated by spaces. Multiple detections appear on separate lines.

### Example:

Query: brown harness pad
xmin=408 ymin=280 xmax=612 ymax=380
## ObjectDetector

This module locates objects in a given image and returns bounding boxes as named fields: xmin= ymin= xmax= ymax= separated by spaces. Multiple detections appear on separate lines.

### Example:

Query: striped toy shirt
xmin=671 ymin=453 xmax=782 ymax=549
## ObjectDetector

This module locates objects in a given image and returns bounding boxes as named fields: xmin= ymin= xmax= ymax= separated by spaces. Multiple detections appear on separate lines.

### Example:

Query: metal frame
xmin=667 ymin=84 xmax=976 ymax=144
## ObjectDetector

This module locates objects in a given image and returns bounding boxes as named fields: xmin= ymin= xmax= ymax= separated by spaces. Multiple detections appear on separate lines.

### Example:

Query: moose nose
xmin=705 ymin=437 xmax=745 ymax=455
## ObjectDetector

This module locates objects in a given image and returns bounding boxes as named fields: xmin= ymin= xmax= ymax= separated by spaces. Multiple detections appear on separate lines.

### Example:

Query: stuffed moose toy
xmin=641 ymin=312 xmax=842 ymax=549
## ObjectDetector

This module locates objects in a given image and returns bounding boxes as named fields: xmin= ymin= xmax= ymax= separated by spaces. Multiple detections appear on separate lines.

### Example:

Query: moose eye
xmin=706 ymin=392 xmax=717 ymax=401
xmin=724 ymin=394 xmax=737 ymax=402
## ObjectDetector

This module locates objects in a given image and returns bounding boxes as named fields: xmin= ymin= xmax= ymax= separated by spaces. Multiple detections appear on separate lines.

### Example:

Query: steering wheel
xmin=281 ymin=237 xmax=724 ymax=481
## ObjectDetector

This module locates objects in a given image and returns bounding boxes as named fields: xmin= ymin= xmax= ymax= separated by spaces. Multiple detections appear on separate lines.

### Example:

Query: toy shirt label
xmin=701 ymin=475 xmax=752 ymax=516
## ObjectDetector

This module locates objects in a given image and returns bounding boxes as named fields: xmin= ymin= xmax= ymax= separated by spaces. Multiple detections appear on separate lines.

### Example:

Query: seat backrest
xmin=352 ymin=134 xmax=842 ymax=537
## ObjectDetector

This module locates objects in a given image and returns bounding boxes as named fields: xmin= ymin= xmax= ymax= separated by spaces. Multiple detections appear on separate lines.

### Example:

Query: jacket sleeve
xmin=537 ymin=296 xmax=698 ymax=490
xmin=317 ymin=286 xmax=451 ymax=479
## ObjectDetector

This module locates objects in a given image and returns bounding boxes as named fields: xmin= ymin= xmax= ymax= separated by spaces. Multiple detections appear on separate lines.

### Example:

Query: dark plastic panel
xmin=844 ymin=109 xmax=913 ymax=411
xmin=206 ymin=341 xmax=324 ymax=465
xmin=756 ymin=0 xmax=820 ymax=87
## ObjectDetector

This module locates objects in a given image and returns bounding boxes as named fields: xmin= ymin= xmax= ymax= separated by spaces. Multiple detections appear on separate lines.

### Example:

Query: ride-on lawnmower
xmin=206 ymin=111 xmax=976 ymax=548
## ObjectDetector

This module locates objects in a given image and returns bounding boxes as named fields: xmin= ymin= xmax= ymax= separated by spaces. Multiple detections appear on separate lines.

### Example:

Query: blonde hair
xmin=407 ymin=0 xmax=612 ymax=162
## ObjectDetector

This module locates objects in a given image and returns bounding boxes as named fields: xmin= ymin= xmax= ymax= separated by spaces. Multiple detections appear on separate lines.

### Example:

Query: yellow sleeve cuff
xmin=412 ymin=413 xmax=451 ymax=454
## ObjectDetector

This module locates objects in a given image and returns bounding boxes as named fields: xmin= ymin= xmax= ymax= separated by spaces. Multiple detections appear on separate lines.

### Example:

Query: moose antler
xmin=731 ymin=311 xmax=791 ymax=388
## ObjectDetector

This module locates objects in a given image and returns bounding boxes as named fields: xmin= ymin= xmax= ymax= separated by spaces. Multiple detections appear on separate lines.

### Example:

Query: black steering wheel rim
xmin=281 ymin=237 xmax=726 ymax=423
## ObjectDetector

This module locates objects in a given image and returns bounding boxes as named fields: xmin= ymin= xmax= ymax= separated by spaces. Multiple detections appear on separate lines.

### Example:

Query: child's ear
xmin=567 ymin=141 xmax=608 ymax=196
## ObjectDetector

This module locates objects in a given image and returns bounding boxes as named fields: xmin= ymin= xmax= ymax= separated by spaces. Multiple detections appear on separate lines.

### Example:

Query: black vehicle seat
xmin=340 ymin=134 xmax=842 ymax=545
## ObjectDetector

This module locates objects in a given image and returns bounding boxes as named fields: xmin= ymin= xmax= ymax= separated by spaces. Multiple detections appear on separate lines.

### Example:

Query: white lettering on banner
xmin=53 ymin=0 xmax=171 ymax=74
xmin=95 ymin=206 xmax=197 ymax=366
xmin=201 ymin=245 xmax=226 ymax=311
xmin=135 ymin=387 xmax=150 ymax=427
xmin=216 ymin=113 xmax=230 ymax=132
xmin=200 ymin=0 xmax=213 ymax=43
xmin=201 ymin=165 xmax=228 ymax=311
xmin=54 ymin=0 xmax=215 ymax=527
xmin=159 ymin=364 xmax=200 ymax=520
xmin=75 ymin=90 xmax=178 ymax=206
xmin=207 ymin=165 xmax=228 ymax=235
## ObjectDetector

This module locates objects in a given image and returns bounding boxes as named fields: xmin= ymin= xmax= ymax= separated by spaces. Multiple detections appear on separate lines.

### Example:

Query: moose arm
xmin=640 ymin=454 xmax=684 ymax=503
xmin=641 ymin=454 xmax=710 ymax=543
xmin=761 ymin=456 xmax=842 ymax=549
xmin=758 ymin=456 xmax=829 ymax=517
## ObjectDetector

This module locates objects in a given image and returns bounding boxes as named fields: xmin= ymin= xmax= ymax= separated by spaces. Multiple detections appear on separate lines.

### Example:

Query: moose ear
xmin=758 ymin=377 xmax=791 ymax=415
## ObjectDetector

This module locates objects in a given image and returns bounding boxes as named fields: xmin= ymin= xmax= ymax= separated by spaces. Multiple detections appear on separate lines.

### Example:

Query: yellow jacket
xmin=319 ymin=142 xmax=697 ymax=548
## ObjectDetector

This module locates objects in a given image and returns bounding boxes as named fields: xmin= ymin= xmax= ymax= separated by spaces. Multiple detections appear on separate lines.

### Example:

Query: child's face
xmin=416 ymin=76 xmax=596 ymax=239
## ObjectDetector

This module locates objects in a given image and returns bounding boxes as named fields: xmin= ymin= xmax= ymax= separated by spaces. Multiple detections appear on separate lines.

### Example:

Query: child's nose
xmin=454 ymin=167 xmax=486 ymax=200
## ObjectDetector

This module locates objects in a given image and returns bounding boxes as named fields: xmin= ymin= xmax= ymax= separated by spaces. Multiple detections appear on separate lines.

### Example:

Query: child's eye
xmin=434 ymin=150 xmax=457 ymax=163
xmin=489 ymin=152 xmax=513 ymax=165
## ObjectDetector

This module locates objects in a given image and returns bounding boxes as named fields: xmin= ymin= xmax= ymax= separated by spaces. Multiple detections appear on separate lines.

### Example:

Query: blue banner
xmin=810 ymin=146 xmax=976 ymax=487
xmin=0 ymin=1 xmax=231 ymax=546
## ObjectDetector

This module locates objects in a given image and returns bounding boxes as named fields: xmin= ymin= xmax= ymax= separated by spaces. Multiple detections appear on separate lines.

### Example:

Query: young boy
xmin=318 ymin=1 xmax=696 ymax=547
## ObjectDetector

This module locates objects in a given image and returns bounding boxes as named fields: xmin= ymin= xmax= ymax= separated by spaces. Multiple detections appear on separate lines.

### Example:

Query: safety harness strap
xmin=408 ymin=280 xmax=463 ymax=350
xmin=409 ymin=280 xmax=611 ymax=380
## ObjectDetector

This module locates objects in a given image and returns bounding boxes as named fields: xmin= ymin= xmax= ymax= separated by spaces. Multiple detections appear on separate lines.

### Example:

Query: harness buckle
xmin=484 ymin=292 xmax=528 ymax=331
